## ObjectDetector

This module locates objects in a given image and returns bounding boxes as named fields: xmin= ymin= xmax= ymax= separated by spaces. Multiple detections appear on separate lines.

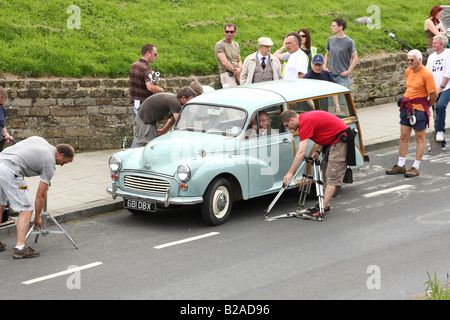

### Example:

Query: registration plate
xmin=123 ymin=198 xmax=156 ymax=212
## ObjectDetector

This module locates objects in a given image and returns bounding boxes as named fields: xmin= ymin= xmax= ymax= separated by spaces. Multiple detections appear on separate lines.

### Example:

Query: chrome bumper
xmin=106 ymin=185 xmax=203 ymax=207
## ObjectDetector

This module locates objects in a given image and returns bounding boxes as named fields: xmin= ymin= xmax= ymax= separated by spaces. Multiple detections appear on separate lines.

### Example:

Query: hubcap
xmin=213 ymin=186 xmax=229 ymax=218
xmin=216 ymin=193 xmax=227 ymax=211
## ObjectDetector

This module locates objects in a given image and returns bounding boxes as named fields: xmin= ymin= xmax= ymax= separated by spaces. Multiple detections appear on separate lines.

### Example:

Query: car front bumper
xmin=106 ymin=184 xmax=204 ymax=207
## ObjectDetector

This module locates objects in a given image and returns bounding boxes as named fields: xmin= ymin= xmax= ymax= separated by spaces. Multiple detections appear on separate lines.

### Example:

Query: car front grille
xmin=123 ymin=175 xmax=171 ymax=194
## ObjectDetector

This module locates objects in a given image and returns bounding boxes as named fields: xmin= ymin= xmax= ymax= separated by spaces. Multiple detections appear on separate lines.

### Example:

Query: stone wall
xmin=0 ymin=75 xmax=220 ymax=151
xmin=0 ymin=52 xmax=408 ymax=151
xmin=351 ymin=52 xmax=407 ymax=108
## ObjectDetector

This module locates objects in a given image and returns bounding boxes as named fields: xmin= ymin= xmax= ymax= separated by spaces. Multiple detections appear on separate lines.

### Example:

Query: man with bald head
xmin=0 ymin=136 xmax=74 ymax=258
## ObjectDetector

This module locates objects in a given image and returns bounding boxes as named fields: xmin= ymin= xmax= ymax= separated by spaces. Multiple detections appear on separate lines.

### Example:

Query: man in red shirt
xmin=280 ymin=110 xmax=355 ymax=220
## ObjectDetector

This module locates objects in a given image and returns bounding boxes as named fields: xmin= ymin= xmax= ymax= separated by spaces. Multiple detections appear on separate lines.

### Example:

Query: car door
xmin=243 ymin=105 xmax=295 ymax=197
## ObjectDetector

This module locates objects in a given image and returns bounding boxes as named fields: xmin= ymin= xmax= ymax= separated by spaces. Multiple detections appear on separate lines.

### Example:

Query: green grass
xmin=0 ymin=0 xmax=441 ymax=78
xmin=425 ymin=271 xmax=450 ymax=300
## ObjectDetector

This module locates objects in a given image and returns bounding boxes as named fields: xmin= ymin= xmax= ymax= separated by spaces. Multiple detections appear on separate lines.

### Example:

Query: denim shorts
xmin=399 ymin=108 xmax=428 ymax=131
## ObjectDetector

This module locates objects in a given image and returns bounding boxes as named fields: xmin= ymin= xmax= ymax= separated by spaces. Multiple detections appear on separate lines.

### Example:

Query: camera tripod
xmin=25 ymin=190 xmax=78 ymax=249
xmin=264 ymin=156 xmax=325 ymax=221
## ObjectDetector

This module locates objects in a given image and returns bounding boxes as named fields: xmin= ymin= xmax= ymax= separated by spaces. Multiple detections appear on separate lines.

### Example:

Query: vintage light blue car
xmin=107 ymin=79 xmax=366 ymax=225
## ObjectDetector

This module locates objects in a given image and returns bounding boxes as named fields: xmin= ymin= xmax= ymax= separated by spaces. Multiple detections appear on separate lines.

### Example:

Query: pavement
xmin=0 ymin=101 xmax=448 ymax=237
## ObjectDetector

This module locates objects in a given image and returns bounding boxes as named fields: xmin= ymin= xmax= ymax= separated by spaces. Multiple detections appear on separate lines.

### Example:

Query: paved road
xmin=1 ymin=145 xmax=450 ymax=304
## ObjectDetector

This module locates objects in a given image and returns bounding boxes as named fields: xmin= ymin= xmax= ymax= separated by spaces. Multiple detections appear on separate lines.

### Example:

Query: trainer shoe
xmin=13 ymin=245 xmax=40 ymax=259
xmin=404 ymin=167 xmax=420 ymax=178
xmin=385 ymin=164 xmax=406 ymax=175
xmin=306 ymin=203 xmax=330 ymax=214
xmin=436 ymin=131 xmax=445 ymax=142
xmin=6 ymin=205 xmax=19 ymax=217
xmin=0 ymin=242 xmax=5 ymax=252
xmin=302 ymin=204 xmax=330 ymax=220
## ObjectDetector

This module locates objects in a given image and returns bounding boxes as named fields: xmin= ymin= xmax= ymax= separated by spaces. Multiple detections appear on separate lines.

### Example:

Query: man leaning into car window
xmin=134 ymin=86 xmax=197 ymax=147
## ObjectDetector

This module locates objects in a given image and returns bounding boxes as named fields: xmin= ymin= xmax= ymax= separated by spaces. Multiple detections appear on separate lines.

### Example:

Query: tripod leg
xmin=297 ymin=172 xmax=312 ymax=210
xmin=24 ymin=224 xmax=41 ymax=243
xmin=46 ymin=214 xmax=78 ymax=249
xmin=25 ymin=225 xmax=34 ymax=241
xmin=313 ymin=161 xmax=325 ymax=220
xmin=264 ymin=159 xmax=307 ymax=218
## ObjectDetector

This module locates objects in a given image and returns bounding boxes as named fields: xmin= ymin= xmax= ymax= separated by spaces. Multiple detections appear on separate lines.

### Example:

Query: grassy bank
xmin=0 ymin=0 xmax=442 ymax=78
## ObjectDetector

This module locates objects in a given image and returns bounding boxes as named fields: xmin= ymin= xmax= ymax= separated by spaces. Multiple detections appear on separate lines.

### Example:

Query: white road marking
xmin=154 ymin=232 xmax=220 ymax=249
xmin=362 ymin=185 xmax=413 ymax=198
xmin=22 ymin=262 xmax=103 ymax=285
xmin=415 ymin=209 xmax=450 ymax=225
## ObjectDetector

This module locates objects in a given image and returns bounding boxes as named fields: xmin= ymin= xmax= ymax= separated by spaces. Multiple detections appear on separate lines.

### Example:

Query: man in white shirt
xmin=282 ymin=32 xmax=308 ymax=80
xmin=426 ymin=34 xmax=450 ymax=147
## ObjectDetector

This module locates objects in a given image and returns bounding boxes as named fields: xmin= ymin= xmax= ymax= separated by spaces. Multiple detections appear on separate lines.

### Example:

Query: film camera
xmin=149 ymin=71 xmax=161 ymax=85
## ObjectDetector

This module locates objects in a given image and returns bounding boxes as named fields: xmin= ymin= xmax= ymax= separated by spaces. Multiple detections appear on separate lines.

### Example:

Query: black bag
xmin=1 ymin=208 xmax=9 ymax=223
xmin=343 ymin=167 xmax=353 ymax=184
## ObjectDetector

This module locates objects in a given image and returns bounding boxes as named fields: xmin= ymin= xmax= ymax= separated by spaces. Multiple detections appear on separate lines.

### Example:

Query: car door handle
xmin=282 ymin=138 xmax=291 ymax=144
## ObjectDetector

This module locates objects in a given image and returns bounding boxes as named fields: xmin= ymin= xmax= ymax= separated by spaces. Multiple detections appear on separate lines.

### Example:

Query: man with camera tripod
xmin=0 ymin=136 xmax=74 ymax=258
xmin=280 ymin=110 xmax=355 ymax=220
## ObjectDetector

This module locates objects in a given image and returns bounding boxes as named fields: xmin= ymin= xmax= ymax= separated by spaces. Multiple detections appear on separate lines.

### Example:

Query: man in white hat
xmin=240 ymin=37 xmax=282 ymax=84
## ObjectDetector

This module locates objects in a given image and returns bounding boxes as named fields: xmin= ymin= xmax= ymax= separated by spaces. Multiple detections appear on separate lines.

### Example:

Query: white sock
xmin=15 ymin=245 xmax=25 ymax=250
xmin=398 ymin=157 xmax=406 ymax=167
xmin=413 ymin=160 xmax=421 ymax=169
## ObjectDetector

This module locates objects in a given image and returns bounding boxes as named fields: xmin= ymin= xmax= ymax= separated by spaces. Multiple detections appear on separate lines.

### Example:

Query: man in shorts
xmin=0 ymin=136 xmax=74 ymax=258
xmin=386 ymin=50 xmax=437 ymax=177
xmin=280 ymin=110 xmax=355 ymax=220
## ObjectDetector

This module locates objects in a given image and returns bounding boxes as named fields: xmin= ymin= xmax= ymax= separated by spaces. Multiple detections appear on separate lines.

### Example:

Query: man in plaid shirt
xmin=129 ymin=44 xmax=164 ymax=147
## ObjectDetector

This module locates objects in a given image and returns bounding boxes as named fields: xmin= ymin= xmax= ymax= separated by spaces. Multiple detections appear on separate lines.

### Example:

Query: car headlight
xmin=109 ymin=155 xmax=122 ymax=172
xmin=177 ymin=164 xmax=191 ymax=182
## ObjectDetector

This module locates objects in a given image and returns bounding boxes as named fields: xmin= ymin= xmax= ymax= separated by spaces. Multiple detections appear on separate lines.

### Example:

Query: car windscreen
xmin=175 ymin=104 xmax=246 ymax=137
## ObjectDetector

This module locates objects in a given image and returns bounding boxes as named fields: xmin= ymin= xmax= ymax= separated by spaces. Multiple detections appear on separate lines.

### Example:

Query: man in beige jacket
xmin=240 ymin=37 xmax=282 ymax=85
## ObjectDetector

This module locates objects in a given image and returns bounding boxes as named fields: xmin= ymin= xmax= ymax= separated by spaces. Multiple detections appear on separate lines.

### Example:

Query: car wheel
xmin=201 ymin=177 xmax=233 ymax=226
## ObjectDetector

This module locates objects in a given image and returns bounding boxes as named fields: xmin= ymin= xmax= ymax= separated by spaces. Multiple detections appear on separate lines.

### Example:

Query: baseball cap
xmin=312 ymin=54 xmax=324 ymax=65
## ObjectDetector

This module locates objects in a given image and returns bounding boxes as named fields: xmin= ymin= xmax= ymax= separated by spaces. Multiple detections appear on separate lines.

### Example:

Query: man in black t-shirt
xmin=303 ymin=54 xmax=335 ymax=82
xmin=304 ymin=54 xmax=341 ymax=114
xmin=134 ymin=86 xmax=197 ymax=147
